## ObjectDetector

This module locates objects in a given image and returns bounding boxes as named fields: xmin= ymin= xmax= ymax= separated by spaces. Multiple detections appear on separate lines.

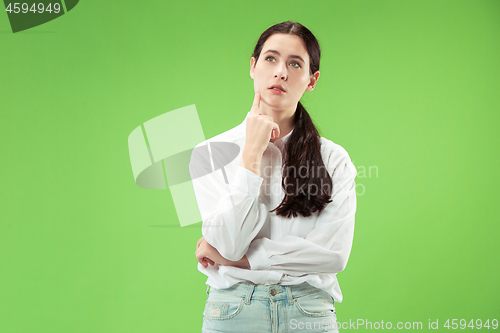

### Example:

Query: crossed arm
xmin=195 ymin=235 xmax=250 ymax=269
xmin=192 ymin=152 xmax=357 ymax=274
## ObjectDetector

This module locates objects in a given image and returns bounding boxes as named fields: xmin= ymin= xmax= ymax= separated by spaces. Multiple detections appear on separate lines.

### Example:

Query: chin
xmin=262 ymin=99 xmax=284 ymax=109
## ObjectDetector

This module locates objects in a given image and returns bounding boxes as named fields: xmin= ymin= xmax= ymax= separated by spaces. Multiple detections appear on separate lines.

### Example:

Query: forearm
xmin=193 ymin=155 xmax=268 ymax=261
xmin=227 ymin=255 xmax=250 ymax=269
xmin=197 ymin=236 xmax=250 ymax=269
xmin=202 ymin=189 xmax=268 ymax=261
xmin=246 ymin=234 xmax=353 ymax=275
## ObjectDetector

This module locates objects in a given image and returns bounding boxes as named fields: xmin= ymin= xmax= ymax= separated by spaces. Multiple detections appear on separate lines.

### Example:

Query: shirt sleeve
xmin=245 ymin=151 xmax=357 ymax=275
xmin=190 ymin=143 xmax=270 ymax=261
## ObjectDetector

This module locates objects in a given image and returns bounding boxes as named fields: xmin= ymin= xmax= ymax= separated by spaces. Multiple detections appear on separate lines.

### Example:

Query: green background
xmin=1 ymin=0 xmax=499 ymax=332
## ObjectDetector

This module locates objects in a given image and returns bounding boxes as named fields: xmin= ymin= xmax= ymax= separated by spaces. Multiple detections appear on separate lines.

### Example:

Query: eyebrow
xmin=262 ymin=49 xmax=305 ymax=64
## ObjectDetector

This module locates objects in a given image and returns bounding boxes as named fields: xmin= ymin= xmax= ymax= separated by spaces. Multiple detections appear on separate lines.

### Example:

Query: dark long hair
xmin=252 ymin=21 xmax=333 ymax=218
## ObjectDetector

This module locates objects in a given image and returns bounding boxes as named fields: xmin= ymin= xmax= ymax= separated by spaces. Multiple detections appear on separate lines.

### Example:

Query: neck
xmin=260 ymin=102 xmax=296 ymax=142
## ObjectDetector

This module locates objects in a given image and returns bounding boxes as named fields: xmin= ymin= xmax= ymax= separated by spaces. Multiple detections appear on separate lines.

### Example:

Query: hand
xmin=196 ymin=236 xmax=233 ymax=268
xmin=245 ymin=90 xmax=280 ymax=155
xmin=195 ymin=237 xmax=250 ymax=269
xmin=196 ymin=236 xmax=216 ymax=268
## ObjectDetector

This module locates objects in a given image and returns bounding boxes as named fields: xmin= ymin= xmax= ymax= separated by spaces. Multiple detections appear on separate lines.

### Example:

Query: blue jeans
xmin=201 ymin=282 xmax=339 ymax=333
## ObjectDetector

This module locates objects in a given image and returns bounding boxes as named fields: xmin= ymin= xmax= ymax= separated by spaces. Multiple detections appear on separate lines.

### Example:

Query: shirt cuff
xmin=230 ymin=166 xmax=264 ymax=196
xmin=246 ymin=238 xmax=272 ymax=270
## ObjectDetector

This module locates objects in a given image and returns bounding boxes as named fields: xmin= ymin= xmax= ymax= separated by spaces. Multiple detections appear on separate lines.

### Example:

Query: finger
xmin=249 ymin=90 xmax=261 ymax=115
xmin=196 ymin=254 xmax=205 ymax=267
xmin=200 ymin=258 xmax=208 ymax=269
xmin=196 ymin=248 xmax=209 ymax=262
xmin=197 ymin=253 xmax=208 ymax=268
xmin=202 ymin=258 xmax=209 ymax=268
xmin=272 ymin=123 xmax=280 ymax=138
xmin=201 ymin=257 xmax=214 ymax=268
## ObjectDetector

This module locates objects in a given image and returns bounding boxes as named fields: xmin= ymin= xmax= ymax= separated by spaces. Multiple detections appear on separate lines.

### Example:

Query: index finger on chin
xmin=250 ymin=90 xmax=261 ymax=114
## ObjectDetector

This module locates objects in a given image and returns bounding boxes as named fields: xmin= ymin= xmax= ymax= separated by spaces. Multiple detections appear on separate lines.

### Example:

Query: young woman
xmin=191 ymin=21 xmax=357 ymax=333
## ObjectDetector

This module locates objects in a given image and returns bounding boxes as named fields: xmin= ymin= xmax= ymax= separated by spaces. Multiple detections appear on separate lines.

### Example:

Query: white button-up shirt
xmin=189 ymin=113 xmax=357 ymax=302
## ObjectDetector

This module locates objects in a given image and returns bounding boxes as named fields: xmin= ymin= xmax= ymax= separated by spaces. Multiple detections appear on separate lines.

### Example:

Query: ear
xmin=250 ymin=57 xmax=256 ymax=79
xmin=305 ymin=70 xmax=320 ymax=91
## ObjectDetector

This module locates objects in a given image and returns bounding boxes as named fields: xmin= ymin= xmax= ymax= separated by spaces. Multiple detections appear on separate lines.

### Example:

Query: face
xmin=250 ymin=33 xmax=320 ymax=112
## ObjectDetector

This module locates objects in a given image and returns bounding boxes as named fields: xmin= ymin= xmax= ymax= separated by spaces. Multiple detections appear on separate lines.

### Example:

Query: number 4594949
xmin=5 ymin=3 xmax=61 ymax=14
xmin=444 ymin=319 xmax=498 ymax=329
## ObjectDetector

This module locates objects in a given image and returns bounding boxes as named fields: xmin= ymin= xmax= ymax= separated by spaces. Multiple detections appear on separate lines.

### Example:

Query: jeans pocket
xmin=203 ymin=294 xmax=245 ymax=320
xmin=294 ymin=291 xmax=337 ymax=318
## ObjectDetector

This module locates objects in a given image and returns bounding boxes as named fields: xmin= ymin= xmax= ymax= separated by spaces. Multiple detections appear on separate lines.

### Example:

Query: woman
xmin=190 ymin=21 xmax=357 ymax=333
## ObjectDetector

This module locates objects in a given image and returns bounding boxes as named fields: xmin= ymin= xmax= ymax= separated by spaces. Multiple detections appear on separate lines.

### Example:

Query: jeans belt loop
xmin=285 ymin=285 xmax=294 ymax=306
xmin=244 ymin=283 xmax=256 ymax=305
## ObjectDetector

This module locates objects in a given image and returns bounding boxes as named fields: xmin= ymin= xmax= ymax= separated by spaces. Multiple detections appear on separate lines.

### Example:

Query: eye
xmin=290 ymin=61 xmax=301 ymax=68
xmin=266 ymin=56 xmax=276 ymax=62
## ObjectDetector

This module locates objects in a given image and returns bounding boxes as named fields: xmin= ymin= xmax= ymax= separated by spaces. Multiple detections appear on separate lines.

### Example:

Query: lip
xmin=269 ymin=84 xmax=286 ymax=93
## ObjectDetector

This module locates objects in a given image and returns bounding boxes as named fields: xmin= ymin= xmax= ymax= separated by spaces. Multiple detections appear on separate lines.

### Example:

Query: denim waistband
xmin=206 ymin=282 xmax=327 ymax=306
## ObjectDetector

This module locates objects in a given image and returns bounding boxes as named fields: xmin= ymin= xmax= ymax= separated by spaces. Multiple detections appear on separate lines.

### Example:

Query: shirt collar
xmin=274 ymin=127 xmax=293 ymax=151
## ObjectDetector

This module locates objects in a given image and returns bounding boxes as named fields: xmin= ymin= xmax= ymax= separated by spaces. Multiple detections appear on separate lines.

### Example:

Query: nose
xmin=274 ymin=63 xmax=287 ymax=80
